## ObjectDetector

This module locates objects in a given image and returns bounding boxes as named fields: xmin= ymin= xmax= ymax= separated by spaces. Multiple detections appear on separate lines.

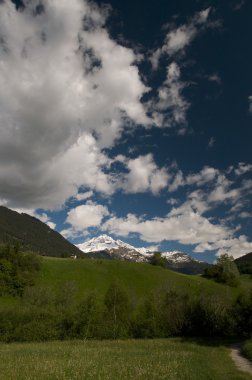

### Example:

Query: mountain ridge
xmin=77 ymin=234 xmax=211 ymax=274
xmin=0 ymin=206 xmax=81 ymax=257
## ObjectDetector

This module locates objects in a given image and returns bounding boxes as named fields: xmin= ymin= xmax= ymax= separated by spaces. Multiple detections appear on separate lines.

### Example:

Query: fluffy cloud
xmin=168 ymin=163 xmax=252 ymax=207
xmin=0 ymin=0 xmax=150 ymax=209
xmin=150 ymin=8 xmax=211 ymax=69
xmin=118 ymin=154 xmax=169 ymax=194
xmin=65 ymin=202 xmax=109 ymax=232
xmin=102 ymin=199 xmax=251 ymax=258
xmin=103 ymin=209 xmax=230 ymax=245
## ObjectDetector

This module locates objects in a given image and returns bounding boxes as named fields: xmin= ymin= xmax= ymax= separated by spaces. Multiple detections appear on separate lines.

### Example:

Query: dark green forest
xmin=0 ymin=206 xmax=81 ymax=257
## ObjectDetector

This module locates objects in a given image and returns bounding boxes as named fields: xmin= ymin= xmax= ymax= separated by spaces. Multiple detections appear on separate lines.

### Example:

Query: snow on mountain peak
xmin=76 ymin=234 xmax=152 ymax=256
xmin=76 ymin=234 xmax=193 ymax=264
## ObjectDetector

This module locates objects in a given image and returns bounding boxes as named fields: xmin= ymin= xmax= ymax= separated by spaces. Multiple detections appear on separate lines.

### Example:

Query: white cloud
xmin=75 ymin=191 xmax=94 ymax=202
xmin=0 ymin=0 xmax=151 ymax=210
xmin=234 ymin=162 xmax=252 ymax=176
xmin=249 ymin=96 xmax=252 ymax=113
xmin=208 ymin=175 xmax=239 ymax=203
xmin=239 ymin=211 xmax=252 ymax=219
xmin=102 ymin=198 xmax=252 ymax=258
xmin=208 ymin=74 xmax=221 ymax=84
xmin=150 ymin=8 xmax=212 ymax=69
xmin=153 ymin=63 xmax=190 ymax=127
xmin=120 ymin=154 xmax=169 ymax=194
xmin=168 ymin=165 xmax=219 ymax=192
xmin=146 ymin=245 xmax=160 ymax=252
xmin=47 ymin=221 xmax=56 ymax=230
xmin=65 ymin=202 xmax=109 ymax=234
xmin=195 ymin=235 xmax=252 ymax=259
xmin=166 ymin=198 xmax=178 ymax=205
xmin=208 ymin=137 xmax=215 ymax=148
xmin=103 ymin=209 xmax=230 ymax=245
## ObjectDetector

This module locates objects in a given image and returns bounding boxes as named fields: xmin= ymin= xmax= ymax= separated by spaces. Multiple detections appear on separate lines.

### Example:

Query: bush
xmin=0 ymin=245 xmax=41 ymax=296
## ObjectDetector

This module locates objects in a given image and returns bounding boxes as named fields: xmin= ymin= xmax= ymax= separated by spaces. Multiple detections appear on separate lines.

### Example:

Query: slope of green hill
xmin=235 ymin=252 xmax=252 ymax=274
xmin=36 ymin=257 xmax=239 ymax=301
xmin=0 ymin=206 xmax=81 ymax=257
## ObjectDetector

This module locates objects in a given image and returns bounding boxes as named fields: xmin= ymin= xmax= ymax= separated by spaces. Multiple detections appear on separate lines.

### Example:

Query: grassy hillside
xmin=36 ymin=257 xmax=239 ymax=301
xmin=0 ymin=206 xmax=81 ymax=257
xmin=0 ymin=339 xmax=251 ymax=380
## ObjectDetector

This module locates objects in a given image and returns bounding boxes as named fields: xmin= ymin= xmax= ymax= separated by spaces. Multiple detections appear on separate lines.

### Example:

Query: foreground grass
xmin=0 ymin=339 xmax=251 ymax=380
xmin=242 ymin=340 xmax=252 ymax=363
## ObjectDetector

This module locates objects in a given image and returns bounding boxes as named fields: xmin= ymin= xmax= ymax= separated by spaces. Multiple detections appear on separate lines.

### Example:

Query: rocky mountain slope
xmin=77 ymin=234 xmax=211 ymax=274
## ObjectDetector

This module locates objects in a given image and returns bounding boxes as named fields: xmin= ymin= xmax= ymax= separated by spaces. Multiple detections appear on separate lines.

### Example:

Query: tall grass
xmin=0 ymin=339 xmax=251 ymax=380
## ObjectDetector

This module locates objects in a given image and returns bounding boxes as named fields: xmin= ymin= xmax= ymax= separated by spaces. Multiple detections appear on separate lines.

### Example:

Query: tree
xmin=150 ymin=252 xmax=167 ymax=268
xmin=204 ymin=254 xmax=240 ymax=287
xmin=103 ymin=281 xmax=131 ymax=339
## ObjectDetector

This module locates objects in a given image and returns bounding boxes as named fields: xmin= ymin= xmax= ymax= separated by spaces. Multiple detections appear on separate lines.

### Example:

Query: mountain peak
xmin=76 ymin=234 xmax=210 ymax=274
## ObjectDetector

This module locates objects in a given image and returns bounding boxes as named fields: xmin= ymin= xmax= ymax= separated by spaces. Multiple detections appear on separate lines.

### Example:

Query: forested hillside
xmin=235 ymin=252 xmax=252 ymax=274
xmin=0 ymin=206 xmax=81 ymax=257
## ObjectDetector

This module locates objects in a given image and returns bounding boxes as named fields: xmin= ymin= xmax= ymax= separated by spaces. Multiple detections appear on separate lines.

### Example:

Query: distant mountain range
xmin=77 ymin=234 xmax=211 ymax=274
xmin=0 ymin=206 xmax=81 ymax=257
xmin=2 ymin=206 xmax=250 ymax=276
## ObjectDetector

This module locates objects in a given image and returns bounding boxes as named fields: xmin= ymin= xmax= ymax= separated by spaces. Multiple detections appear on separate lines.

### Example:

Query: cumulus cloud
xmin=0 ymin=0 xmax=151 ymax=210
xmin=117 ymin=154 xmax=169 ymax=194
xmin=102 ymin=197 xmax=251 ymax=258
xmin=103 ymin=209 xmax=230 ymax=245
xmin=150 ymin=8 xmax=212 ymax=69
xmin=65 ymin=202 xmax=109 ymax=233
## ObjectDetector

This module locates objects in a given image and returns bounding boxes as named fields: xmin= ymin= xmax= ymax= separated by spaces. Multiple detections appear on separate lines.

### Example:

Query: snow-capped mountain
xmin=77 ymin=234 xmax=153 ymax=262
xmin=76 ymin=234 xmax=198 ymax=265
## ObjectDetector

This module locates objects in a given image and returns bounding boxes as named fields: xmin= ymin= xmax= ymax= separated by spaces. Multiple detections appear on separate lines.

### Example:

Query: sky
xmin=0 ymin=0 xmax=252 ymax=262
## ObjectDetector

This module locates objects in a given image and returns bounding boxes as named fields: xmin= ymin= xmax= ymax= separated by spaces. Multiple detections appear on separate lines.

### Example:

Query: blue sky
xmin=0 ymin=0 xmax=252 ymax=262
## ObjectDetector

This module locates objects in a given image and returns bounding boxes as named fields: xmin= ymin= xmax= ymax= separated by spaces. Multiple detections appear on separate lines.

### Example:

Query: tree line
xmin=0 ymin=280 xmax=251 ymax=342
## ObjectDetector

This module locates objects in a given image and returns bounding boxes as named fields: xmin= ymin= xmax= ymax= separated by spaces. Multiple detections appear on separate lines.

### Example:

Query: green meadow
xmin=0 ymin=339 xmax=251 ymax=380
xmin=35 ymin=257 xmax=240 ymax=301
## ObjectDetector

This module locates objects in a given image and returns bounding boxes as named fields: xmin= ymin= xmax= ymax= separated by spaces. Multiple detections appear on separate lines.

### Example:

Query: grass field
xmin=35 ymin=257 xmax=240 ymax=301
xmin=0 ymin=339 xmax=251 ymax=380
